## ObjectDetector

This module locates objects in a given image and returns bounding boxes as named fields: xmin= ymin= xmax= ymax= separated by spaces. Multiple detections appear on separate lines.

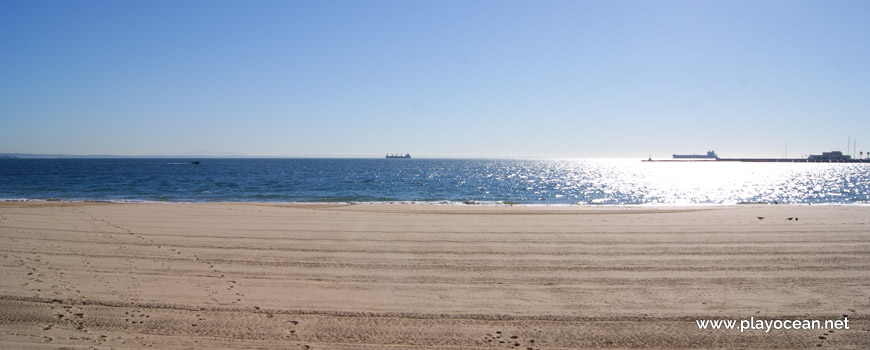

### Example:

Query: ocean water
xmin=1 ymin=158 xmax=868 ymax=205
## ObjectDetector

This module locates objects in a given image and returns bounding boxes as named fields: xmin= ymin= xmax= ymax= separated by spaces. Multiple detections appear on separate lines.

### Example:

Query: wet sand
xmin=0 ymin=202 xmax=868 ymax=349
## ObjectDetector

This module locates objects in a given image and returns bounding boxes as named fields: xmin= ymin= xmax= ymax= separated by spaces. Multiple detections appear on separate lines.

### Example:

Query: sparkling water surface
xmin=1 ymin=158 xmax=868 ymax=205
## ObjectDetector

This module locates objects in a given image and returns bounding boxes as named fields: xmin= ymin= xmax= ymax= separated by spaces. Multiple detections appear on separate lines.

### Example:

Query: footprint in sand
xmin=487 ymin=331 xmax=540 ymax=350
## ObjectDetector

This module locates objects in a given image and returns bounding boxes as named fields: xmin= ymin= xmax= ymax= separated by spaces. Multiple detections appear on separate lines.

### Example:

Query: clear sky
xmin=1 ymin=0 xmax=868 ymax=158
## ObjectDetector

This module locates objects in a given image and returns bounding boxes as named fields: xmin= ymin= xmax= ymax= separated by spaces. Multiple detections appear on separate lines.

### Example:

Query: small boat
xmin=386 ymin=153 xmax=411 ymax=159
xmin=191 ymin=161 xmax=201 ymax=165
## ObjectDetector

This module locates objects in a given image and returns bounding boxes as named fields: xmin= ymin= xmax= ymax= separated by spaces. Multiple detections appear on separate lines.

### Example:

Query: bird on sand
xmin=787 ymin=217 xmax=794 ymax=220
xmin=757 ymin=217 xmax=765 ymax=220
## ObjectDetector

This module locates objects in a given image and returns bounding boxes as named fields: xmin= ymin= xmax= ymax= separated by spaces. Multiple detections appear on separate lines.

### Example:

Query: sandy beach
xmin=0 ymin=202 xmax=868 ymax=349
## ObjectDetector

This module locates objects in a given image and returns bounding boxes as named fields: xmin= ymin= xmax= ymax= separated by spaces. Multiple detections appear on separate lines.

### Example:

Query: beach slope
xmin=1 ymin=202 xmax=868 ymax=348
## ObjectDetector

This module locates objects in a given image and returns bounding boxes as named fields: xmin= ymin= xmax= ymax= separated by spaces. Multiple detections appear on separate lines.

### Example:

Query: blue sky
xmin=1 ymin=0 xmax=868 ymax=158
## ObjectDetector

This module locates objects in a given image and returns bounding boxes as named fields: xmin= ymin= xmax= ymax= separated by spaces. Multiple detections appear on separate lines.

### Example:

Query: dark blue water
xmin=1 ymin=158 xmax=868 ymax=205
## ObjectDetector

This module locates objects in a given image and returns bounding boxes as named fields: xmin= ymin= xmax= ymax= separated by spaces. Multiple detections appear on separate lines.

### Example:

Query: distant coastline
xmin=646 ymin=150 xmax=869 ymax=163
xmin=646 ymin=158 xmax=870 ymax=163
xmin=0 ymin=153 xmax=256 ymax=159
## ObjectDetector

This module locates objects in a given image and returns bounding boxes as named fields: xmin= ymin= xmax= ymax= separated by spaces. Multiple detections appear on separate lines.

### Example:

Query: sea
xmin=1 ymin=158 xmax=868 ymax=205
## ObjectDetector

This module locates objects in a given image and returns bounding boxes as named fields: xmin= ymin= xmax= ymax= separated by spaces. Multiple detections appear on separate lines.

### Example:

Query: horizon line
xmin=1 ymin=153 xmax=653 ymax=160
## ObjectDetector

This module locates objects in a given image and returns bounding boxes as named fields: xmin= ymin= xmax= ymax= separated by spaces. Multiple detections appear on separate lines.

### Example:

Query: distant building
xmin=808 ymin=151 xmax=851 ymax=162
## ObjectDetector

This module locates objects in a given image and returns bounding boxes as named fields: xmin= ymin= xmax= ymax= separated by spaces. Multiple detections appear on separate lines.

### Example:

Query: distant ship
xmin=386 ymin=153 xmax=411 ymax=159
xmin=672 ymin=150 xmax=718 ymax=159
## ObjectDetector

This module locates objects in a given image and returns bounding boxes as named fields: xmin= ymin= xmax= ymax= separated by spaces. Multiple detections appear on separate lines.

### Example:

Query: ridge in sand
xmin=1 ymin=203 xmax=868 ymax=348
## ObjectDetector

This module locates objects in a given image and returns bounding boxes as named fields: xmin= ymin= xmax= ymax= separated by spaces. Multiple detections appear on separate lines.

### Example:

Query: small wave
xmin=94 ymin=199 xmax=176 ymax=204
xmin=6 ymin=197 xmax=867 ymax=207
xmin=0 ymin=198 xmax=170 ymax=204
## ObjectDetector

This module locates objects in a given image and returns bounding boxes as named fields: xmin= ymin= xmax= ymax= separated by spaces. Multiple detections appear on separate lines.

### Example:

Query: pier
xmin=716 ymin=158 xmax=870 ymax=163
xmin=646 ymin=150 xmax=870 ymax=163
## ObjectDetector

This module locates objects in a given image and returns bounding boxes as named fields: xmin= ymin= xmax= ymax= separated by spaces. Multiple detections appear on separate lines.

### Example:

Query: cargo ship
xmin=386 ymin=153 xmax=411 ymax=159
xmin=672 ymin=150 xmax=718 ymax=159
